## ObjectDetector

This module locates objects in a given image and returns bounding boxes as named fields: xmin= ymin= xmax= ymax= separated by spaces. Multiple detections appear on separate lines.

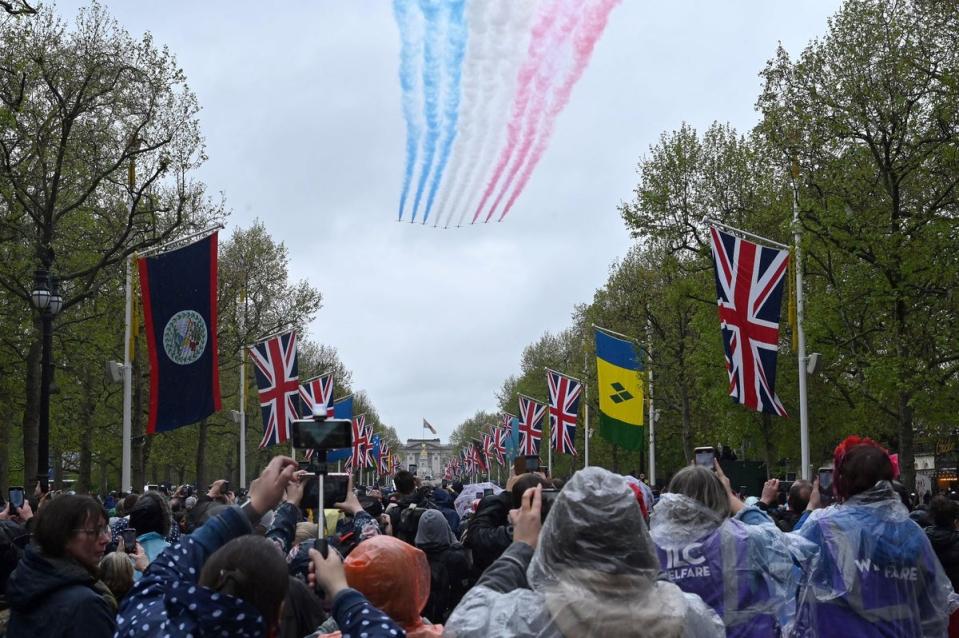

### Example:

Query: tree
xmin=758 ymin=0 xmax=959 ymax=488
xmin=0 ymin=3 xmax=217 ymax=482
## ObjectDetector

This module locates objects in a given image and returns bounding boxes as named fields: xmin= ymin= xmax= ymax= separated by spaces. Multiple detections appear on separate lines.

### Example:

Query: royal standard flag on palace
xmin=595 ymin=327 xmax=644 ymax=450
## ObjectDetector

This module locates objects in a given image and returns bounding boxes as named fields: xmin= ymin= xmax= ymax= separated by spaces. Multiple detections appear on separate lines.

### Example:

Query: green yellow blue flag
xmin=595 ymin=327 xmax=644 ymax=450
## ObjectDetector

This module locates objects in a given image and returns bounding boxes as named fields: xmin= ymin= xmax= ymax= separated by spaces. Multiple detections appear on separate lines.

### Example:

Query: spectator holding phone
xmin=649 ymin=462 xmax=803 ymax=637
xmin=447 ymin=468 xmax=724 ymax=637
xmin=6 ymin=495 xmax=116 ymax=638
xmin=790 ymin=436 xmax=954 ymax=637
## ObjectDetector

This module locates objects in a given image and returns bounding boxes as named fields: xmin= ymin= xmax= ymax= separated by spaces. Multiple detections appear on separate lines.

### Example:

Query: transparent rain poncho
xmin=649 ymin=493 xmax=811 ymax=637
xmin=786 ymin=481 xmax=956 ymax=637
xmin=444 ymin=467 xmax=725 ymax=638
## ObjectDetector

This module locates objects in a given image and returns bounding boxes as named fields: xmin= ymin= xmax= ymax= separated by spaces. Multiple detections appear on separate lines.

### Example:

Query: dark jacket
xmin=464 ymin=492 xmax=511 ymax=575
xmin=926 ymin=524 xmax=959 ymax=591
xmin=6 ymin=545 xmax=117 ymax=638
xmin=431 ymin=488 xmax=461 ymax=534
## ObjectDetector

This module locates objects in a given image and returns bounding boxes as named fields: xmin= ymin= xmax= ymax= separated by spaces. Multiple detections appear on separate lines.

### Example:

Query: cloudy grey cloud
xmin=58 ymin=0 xmax=841 ymax=442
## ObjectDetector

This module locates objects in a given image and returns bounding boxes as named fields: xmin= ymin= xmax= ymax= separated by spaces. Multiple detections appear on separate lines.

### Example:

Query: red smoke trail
xmin=499 ymin=0 xmax=621 ymax=221
xmin=483 ymin=4 xmax=581 ymax=223
xmin=469 ymin=0 xmax=565 ymax=224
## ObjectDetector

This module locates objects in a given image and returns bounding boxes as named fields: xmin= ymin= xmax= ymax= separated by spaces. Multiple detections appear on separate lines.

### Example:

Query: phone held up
xmin=8 ymin=486 xmax=24 ymax=510
xmin=818 ymin=467 xmax=834 ymax=506
xmin=694 ymin=446 xmax=716 ymax=469
xmin=121 ymin=528 xmax=138 ymax=553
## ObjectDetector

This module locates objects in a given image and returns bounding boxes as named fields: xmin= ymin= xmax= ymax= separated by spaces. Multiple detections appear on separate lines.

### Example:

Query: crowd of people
xmin=0 ymin=434 xmax=956 ymax=637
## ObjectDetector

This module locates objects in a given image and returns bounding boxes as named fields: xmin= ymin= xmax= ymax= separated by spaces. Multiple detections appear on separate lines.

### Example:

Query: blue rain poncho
xmin=787 ymin=481 xmax=956 ymax=637
xmin=649 ymin=493 xmax=809 ymax=637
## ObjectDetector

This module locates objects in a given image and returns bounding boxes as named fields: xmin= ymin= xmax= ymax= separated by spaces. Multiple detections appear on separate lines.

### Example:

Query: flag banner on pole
xmin=595 ymin=327 xmax=645 ymax=450
xmin=504 ymin=415 xmax=520 ymax=462
xmin=517 ymin=395 xmax=546 ymax=456
xmin=423 ymin=418 xmax=437 ymax=435
xmin=370 ymin=434 xmax=381 ymax=472
xmin=378 ymin=441 xmax=391 ymax=475
xmin=363 ymin=422 xmax=375 ymax=468
xmin=349 ymin=414 xmax=369 ymax=471
xmin=138 ymin=233 xmax=221 ymax=434
xmin=300 ymin=372 xmax=334 ymax=419
xmin=493 ymin=427 xmax=507 ymax=466
xmin=709 ymin=225 xmax=789 ymax=416
xmin=471 ymin=440 xmax=488 ymax=472
xmin=547 ymin=369 xmax=582 ymax=455
xmin=324 ymin=395 xmax=355 ymax=463
xmin=249 ymin=331 xmax=300 ymax=448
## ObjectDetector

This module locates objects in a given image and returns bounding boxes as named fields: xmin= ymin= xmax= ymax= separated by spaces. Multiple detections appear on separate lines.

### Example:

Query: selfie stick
xmin=314 ymin=448 xmax=328 ymax=558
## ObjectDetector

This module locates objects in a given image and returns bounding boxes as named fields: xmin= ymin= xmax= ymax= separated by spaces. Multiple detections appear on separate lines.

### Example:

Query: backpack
xmin=422 ymin=552 xmax=451 ymax=623
xmin=395 ymin=488 xmax=438 ymax=544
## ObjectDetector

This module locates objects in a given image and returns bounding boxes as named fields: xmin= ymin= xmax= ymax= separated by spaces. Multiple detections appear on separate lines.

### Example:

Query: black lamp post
xmin=30 ymin=269 xmax=62 ymax=490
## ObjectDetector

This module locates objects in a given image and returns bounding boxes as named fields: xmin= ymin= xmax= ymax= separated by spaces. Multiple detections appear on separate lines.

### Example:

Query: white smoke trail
xmin=447 ymin=0 xmax=538 ymax=228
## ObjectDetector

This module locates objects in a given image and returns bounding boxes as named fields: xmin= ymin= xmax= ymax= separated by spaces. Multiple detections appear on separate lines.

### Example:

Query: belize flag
xmin=138 ymin=233 xmax=221 ymax=434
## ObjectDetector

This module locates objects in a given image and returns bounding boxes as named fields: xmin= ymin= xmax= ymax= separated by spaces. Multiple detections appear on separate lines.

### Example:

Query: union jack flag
xmin=363 ymin=423 xmax=375 ymax=468
xmin=709 ymin=226 xmax=789 ymax=416
xmin=517 ymin=395 xmax=546 ymax=456
xmin=348 ymin=414 xmax=368 ymax=471
xmin=471 ymin=440 xmax=488 ymax=472
xmin=249 ymin=331 xmax=300 ymax=448
xmin=492 ymin=427 xmax=506 ymax=465
xmin=547 ymin=369 xmax=582 ymax=455
xmin=378 ymin=442 xmax=391 ymax=475
xmin=299 ymin=372 xmax=334 ymax=419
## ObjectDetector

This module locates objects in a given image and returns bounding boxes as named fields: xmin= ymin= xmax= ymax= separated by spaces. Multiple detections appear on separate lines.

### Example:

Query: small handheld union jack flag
xmin=709 ymin=225 xmax=789 ymax=416
xmin=547 ymin=369 xmax=582 ymax=455
xmin=299 ymin=372 xmax=334 ymax=419
xmin=249 ymin=331 xmax=300 ymax=448
xmin=517 ymin=395 xmax=546 ymax=456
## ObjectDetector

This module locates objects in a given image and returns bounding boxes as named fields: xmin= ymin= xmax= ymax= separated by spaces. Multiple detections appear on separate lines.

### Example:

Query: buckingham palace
xmin=397 ymin=438 xmax=455 ymax=479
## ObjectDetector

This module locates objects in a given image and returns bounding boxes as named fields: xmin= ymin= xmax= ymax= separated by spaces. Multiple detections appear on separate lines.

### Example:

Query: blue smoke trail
xmin=421 ymin=0 xmax=469 ymax=224
xmin=394 ymin=0 xmax=421 ymax=221
xmin=410 ymin=0 xmax=443 ymax=223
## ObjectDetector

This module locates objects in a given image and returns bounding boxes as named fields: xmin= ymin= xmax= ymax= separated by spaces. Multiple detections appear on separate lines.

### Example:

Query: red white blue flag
xmin=709 ymin=226 xmax=789 ymax=416
xmin=517 ymin=395 xmax=546 ymax=456
xmin=299 ymin=372 xmax=334 ymax=419
xmin=547 ymin=369 xmax=582 ymax=455
xmin=347 ymin=414 xmax=368 ymax=471
xmin=249 ymin=331 xmax=299 ymax=448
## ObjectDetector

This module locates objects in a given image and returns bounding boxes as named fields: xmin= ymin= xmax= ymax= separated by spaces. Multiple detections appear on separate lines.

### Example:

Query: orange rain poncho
xmin=321 ymin=535 xmax=443 ymax=638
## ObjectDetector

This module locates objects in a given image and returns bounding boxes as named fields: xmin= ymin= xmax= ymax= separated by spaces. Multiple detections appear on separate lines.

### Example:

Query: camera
xmin=694 ymin=447 xmax=716 ymax=469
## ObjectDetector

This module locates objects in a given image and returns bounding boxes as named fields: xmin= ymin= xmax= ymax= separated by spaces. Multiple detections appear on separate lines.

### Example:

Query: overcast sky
xmin=59 ymin=1 xmax=842 ymax=442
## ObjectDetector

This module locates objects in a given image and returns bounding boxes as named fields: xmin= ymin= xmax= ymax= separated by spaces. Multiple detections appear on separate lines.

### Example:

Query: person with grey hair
xmin=444 ymin=467 xmax=724 ymax=637
xmin=649 ymin=462 xmax=806 ymax=637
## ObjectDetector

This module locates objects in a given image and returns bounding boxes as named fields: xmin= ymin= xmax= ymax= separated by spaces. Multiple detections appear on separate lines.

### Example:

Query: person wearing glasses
xmin=5 ymin=494 xmax=116 ymax=637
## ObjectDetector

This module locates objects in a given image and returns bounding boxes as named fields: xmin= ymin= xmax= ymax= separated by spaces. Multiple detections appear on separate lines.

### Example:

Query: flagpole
xmin=121 ymin=254 xmax=133 ymax=493
xmin=583 ymin=350 xmax=590 ymax=469
xmin=239 ymin=347 xmax=247 ymax=489
xmin=792 ymin=162 xmax=811 ymax=481
xmin=647 ymin=318 xmax=656 ymax=487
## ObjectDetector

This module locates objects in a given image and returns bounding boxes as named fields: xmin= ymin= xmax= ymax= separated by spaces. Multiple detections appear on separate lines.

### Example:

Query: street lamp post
xmin=30 ymin=269 xmax=62 ymax=490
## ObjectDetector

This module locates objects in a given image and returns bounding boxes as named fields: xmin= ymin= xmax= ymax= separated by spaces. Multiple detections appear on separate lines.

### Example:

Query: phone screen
xmin=8 ymin=487 xmax=24 ymax=509
xmin=524 ymin=455 xmax=540 ymax=473
xmin=818 ymin=469 xmax=833 ymax=504
xmin=122 ymin=528 xmax=138 ymax=553
xmin=291 ymin=419 xmax=353 ymax=449
xmin=323 ymin=473 xmax=350 ymax=505
xmin=695 ymin=448 xmax=716 ymax=468
xmin=483 ymin=488 xmax=494 ymax=497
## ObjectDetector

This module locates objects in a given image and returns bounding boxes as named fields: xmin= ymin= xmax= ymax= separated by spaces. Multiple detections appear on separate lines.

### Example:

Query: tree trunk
xmin=680 ymin=381 xmax=693 ymax=463
xmin=77 ymin=418 xmax=93 ymax=493
xmin=98 ymin=458 xmax=109 ymax=496
xmin=0 ymin=400 xmax=10 ymax=496
xmin=21 ymin=336 xmax=41 ymax=488
xmin=195 ymin=419 xmax=208 ymax=489
xmin=52 ymin=444 xmax=63 ymax=490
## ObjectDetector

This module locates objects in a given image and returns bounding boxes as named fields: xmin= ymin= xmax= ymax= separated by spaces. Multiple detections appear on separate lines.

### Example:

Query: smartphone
xmin=323 ymin=473 xmax=350 ymax=505
xmin=221 ymin=481 xmax=231 ymax=494
xmin=8 ymin=487 xmax=24 ymax=509
xmin=513 ymin=457 xmax=526 ymax=475
xmin=291 ymin=418 xmax=352 ymax=449
xmin=524 ymin=455 xmax=540 ymax=473
xmin=121 ymin=528 xmax=138 ymax=553
xmin=409 ymin=464 xmax=417 ymax=475
xmin=694 ymin=447 xmax=716 ymax=469
xmin=540 ymin=488 xmax=560 ymax=522
xmin=145 ymin=484 xmax=159 ymax=492
xmin=818 ymin=468 xmax=834 ymax=505
xmin=483 ymin=488 xmax=494 ymax=497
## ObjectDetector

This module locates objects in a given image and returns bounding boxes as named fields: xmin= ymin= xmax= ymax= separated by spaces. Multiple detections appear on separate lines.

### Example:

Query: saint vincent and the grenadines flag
xmin=138 ymin=233 xmax=221 ymax=434
xmin=595 ymin=327 xmax=644 ymax=450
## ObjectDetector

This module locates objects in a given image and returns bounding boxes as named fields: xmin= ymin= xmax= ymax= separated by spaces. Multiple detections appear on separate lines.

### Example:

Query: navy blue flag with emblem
xmin=138 ymin=233 xmax=221 ymax=434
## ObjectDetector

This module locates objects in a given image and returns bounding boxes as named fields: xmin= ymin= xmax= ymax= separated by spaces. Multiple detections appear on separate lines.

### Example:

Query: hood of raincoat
xmin=525 ymin=467 xmax=697 ymax=637
xmin=649 ymin=493 xmax=725 ymax=549
xmin=344 ymin=535 xmax=438 ymax=634
xmin=7 ymin=545 xmax=109 ymax=610
xmin=415 ymin=509 xmax=457 ymax=550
